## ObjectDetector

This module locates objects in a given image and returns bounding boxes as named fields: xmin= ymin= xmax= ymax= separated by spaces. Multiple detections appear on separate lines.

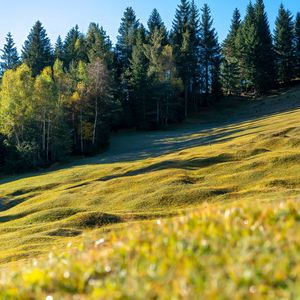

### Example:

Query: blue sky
xmin=0 ymin=0 xmax=299 ymax=51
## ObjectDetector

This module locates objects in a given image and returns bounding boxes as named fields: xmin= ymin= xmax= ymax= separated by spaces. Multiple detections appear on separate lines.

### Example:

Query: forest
xmin=0 ymin=0 xmax=300 ymax=172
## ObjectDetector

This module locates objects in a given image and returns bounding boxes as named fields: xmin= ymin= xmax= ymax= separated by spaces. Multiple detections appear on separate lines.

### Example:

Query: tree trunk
xmin=92 ymin=97 xmax=98 ymax=145
xmin=184 ymin=80 xmax=188 ymax=118
xmin=42 ymin=109 xmax=46 ymax=154
xmin=80 ymin=106 xmax=84 ymax=154
xmin=46 ymin=115 xmax=50 ymax=162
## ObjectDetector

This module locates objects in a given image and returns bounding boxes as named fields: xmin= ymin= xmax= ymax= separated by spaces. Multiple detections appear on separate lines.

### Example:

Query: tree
xmin=0 ymin=65 xmax=36 ymax=166
xmin=254 ymin=0 xmax=275 ymax=92
xmin=236 ymin=3 xmax=258 ymax=91
xmin=274 ymin=4 xmax=295 ymax=84
xmin=0 ymin=32 xmax=20 ymax=74
xmin=145 ymin=28 xmax=183 ymax=126
xmin=295 ymin=12 xmax=300 ymax=78
xmin=85 ymin=58 xmax=119 ymax=150
xmin=33 ymin=67 xmax=58 ymax=161
xmin=22 ymin=21 xmax=53 ymax=76
xmin=147 ymin=9 xmax=168 ymax=45
xmin=199 ymin=4 xmax=221 ymax=100
xmin=63 ymin=25 xmax=88 ymax=68
xmin=116 ymin=7 xmax=139 ymax=71
xmin=222 ymin=9 xmax=241 ymax=95
xmin=129 ymin=26 xmax=149 ymax=128
xmin=171 ymin=0 xmax=192 ymax=117
xmin=86 ymin=23 xmax=113 ymax=67
xmin=54 ymin=36 xmax=64 ymax=61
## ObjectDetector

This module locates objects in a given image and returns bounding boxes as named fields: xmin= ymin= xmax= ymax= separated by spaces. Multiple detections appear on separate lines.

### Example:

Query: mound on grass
xmin=1 ymin=199 xmax=299 ymax=299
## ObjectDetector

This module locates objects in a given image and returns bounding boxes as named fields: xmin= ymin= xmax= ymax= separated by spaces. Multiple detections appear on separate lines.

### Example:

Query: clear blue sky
xmin=0 ymin=0 xmax=299 ymax=51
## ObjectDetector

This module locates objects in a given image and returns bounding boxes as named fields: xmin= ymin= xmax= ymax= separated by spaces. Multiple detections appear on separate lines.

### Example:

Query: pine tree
xmin=0 ymin=32 xmax=20 ymax=74
xmin=199 ymin=4 xmax=221 ymax=99
xmin=86 ymin=23 xmax=113 ymax=67
xmin=116 ymin=7 xmax=139 ymax=71
xmin=171 ymin=0 xmax=191 ymax=117
xmin=147 ymin=9 xmax=168 ymax=45
xmin=254 ymin=0 xmax=275 ymax=92
xmin=222 ymin=9 xmax=241 ymax=95
xmin=295 ymin=12 xmax=300 ymax=78
xmin=22 ymin=21 xmax=53 ymax=76
xmin=274 ymin=4 xmax=295 ymax=84
xmin=63 ymin=25 xmax=88 ymax=68
xmin=236 ymin=3 xmax=258 ymax=91
xmin=54 ymin=36 xmax=64 ymax=61
xmin=129 ymin=25 xmax=149 ymax=128
xmin=189 ymin=0 xmax=201 ymax=99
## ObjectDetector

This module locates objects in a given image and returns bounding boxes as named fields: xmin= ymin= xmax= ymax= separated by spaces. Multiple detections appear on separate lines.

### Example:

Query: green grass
xmin=1 ymin=86 xmax=300 ymax=298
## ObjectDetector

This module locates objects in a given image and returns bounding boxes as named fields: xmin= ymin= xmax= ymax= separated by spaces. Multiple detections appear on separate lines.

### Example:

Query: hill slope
xmin=0 ymin=87 xmax=300 ymax=297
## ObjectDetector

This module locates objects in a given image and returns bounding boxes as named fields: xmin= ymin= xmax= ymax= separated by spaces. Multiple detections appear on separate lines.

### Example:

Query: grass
xmin=0 ymin=86 xmax=300 ymax=298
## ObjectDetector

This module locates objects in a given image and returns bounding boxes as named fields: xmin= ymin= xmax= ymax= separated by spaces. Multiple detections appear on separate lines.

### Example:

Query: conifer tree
xmin=147 ymin=9 xmax=168 ymax=45
xmin=116 ymin=7 xmax=139 ymax=71
xmin=236 ymin=3 xmax=258 ymax=91
xmin=86 ymin=23 xmax=113 ymax=67
xmin=63 ymin=25 xmax=88 ymax=68
xmin=295 ymin=12 xmax=300 ymax=78
xmin=254 ymin=0 xmax=275 ymax=92
xmin=0 ymin=32 xmax=20 ymax=74
xmin=54 ymin=36 xmax=64 ymax=61
xmin=22 ymin=21 xmax=53 ymax=76
xmin=274 ymin=4 xmax=295 ymax=84
xmin=171 ymin=0 xmax=191 ymax=116
xmin=129 ymin=25 xmax=149 ymax=127
xmin=199 ymin=4 xmax=221 ymax=99
xmin=189 ymin=0 xmax=201 ymax=100
xmin=222 ymin=9 xmax=241 ymax=95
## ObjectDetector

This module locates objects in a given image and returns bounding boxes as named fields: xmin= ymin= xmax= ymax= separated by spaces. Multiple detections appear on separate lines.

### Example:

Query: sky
xmin=0 ymin=0 xmax=299 ymax=51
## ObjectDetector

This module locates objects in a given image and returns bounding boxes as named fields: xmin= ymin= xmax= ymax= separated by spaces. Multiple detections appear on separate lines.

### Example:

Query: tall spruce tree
xmin=171 ymin=0 xmax=191 ymax=117
xmin=129 ymin=25 xmax=149 ymax=128
xmin=189 ymin=0 xmax=201 ymax=101
xmin=222 ymin=9 xmax=241 ymax=95
xmin=236 ymin=3 xmax=258 ymax=91
xmin=254 ymin=0 xmax=275 ymax=92
xmin=22 ymin=21 xmax=53 ymax=76
xmin=86 ymin=23 xmax=113 ymax=67
xmin=116 ymin=7 xmax=139 ymax=72
xmin=274 ymin=4 xmax=295 ymax=84
xmin=54 ymin=36 xmax=64 ymax=61
xmin=63 ymin=25 xmax=88 ymax=68
xmin=295 ymin=12 xmax=300 ymax=78
xmin=147 ymin=9 xmax=168 ymax=45
xmin=199 ymin=4 xmax=221 ymax=99
xmin=0 ymin=32 xmax=20 ymax=74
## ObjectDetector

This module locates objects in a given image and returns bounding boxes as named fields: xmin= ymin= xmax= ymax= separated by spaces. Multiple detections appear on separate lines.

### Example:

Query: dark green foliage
xmin=295 ymin=13 xmax=300 ymax=78
xmin=116 ymin=7 xmax=139 ymax=71
xmin=63 ymin=25 xmax=88 ymax=68
xmin=0 ymin=32 xmax=20 ymax=74
xmin=222 ymin=9 xmax=241 ymax=95
xmin=22 ymin=21 xmax=53 ymax=76
xmin=129 ymin=26 xmax=149 ymax=128
xmin=86 ymin=23 xmax=113 ymax=67
xmin=199 ymin=4 xmax=221 ymax=100
xmin=236 ymin=3 xmax=258 ymax=91
xmin=274 ymin=4 xmax=295 ymax=84
xmin=254 ymin=0 xmax=276 ymax=92
xmin=54 ymin=36 xmax=64 ymax=61
xmin=147 ymin=9 xmax=168 ymax=45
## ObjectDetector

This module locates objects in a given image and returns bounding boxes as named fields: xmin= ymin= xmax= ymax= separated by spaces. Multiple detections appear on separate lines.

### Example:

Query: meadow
xmin=0 ymin=87 xmax=300 ymax=298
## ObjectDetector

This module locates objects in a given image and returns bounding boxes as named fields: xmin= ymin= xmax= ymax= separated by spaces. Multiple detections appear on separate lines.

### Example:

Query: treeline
xmin=0 ymin=0 xmax=300 ymax=172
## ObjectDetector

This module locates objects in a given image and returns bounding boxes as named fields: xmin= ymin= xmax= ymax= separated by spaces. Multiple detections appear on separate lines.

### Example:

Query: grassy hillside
xmin=0 ymin=87 xmax=300 ymax=298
